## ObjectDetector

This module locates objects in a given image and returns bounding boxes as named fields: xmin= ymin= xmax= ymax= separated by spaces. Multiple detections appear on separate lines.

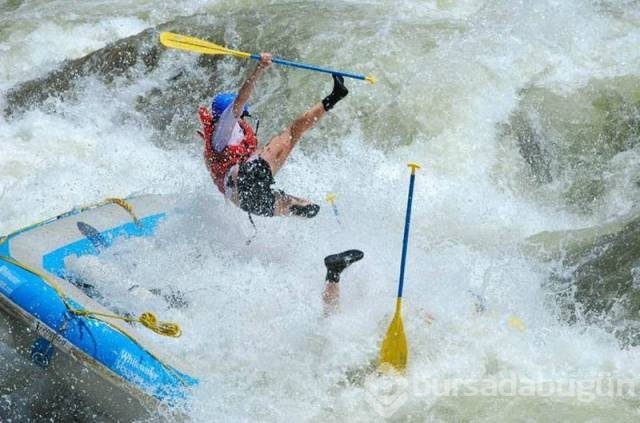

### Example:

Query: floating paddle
xmin=379 ymin=163 xmax=420 ymax=373
xmin=159 ymin=32 xmax=377 ymax=84
xmin=325 ymin=192 xmax=341 ymax=225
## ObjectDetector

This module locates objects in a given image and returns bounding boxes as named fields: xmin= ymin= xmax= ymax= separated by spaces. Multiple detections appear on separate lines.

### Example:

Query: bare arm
xmin=232 ymin=53 xmax=272 ymax=118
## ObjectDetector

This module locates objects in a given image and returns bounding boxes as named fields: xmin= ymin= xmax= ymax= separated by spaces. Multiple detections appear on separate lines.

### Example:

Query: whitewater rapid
xmin=2 ymin=1 xmax=640 ymax=421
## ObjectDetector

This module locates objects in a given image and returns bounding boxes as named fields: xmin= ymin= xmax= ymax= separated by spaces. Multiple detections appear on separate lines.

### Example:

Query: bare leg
xmin=239 ymin=75 xmax=347 ymax=219
xmin=321 ymin=249 xmax=364 ymax=316
xmin=257 ymin=74 xmax=348 ymax=176
xmin=323 ymin=282 xmax=340 ymax=317
xmin=272 ymin=191 xmax=317 ymax=217
xmin=257 ymin=103 xmax=326 ymax=176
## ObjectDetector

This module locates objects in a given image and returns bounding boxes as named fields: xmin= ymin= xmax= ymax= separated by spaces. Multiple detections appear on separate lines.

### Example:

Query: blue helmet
xmin=211 ymin=92 xmax=250 ymax=119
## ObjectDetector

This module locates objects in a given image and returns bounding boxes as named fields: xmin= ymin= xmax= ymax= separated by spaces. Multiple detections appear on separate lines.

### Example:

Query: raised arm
xmin=232 ymin=52 xmax=272 ymax=118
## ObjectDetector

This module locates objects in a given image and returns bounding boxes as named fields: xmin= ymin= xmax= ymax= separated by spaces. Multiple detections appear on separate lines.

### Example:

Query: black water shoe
xmin=324 ymin=249 xmax=364 ymax=283
xmin=322 ymin=74 xmax=349 ymax=111
xmin=289 ymin=203 xmax=320 ymax=218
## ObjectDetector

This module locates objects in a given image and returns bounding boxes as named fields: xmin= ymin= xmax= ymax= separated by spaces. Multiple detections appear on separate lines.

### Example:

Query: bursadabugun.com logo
xmin=364 ymin=369 xmax=638 ymax=418
xmin=364 ymin=363 xmax=409 ymax=418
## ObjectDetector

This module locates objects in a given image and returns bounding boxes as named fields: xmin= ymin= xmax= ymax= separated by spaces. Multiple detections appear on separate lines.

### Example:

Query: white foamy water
xmin=2 ymin=0 xmax=640 ymax=421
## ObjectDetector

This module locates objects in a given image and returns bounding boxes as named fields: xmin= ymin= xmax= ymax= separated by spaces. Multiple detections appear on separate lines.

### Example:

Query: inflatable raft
xmin=0 ymin=195 xmax=197 ymax=420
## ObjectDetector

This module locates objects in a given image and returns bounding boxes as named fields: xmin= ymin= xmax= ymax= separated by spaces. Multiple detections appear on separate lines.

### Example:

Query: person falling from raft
xmin=198 ymin=52 xmax=349 ymax=218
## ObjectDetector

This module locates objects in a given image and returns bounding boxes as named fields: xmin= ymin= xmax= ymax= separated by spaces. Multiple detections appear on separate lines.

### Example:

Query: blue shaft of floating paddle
xmin=397 ymin=169 xmax=418 ymax=299
xmin=250 ymin=53 xmax=368 ymax=82
xmin=332 ymin=205 xmax=341 ymax=223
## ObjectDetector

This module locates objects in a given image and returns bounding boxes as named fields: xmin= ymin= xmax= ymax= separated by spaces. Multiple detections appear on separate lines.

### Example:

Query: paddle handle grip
xmin=250 ymin=54 xmax=375 ymax=84
xmin=397 ymin=163 xmax=421 ymax=299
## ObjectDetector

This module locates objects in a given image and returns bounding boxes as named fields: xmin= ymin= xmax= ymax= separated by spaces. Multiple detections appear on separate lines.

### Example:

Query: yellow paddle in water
xmin=379 ymin=163 xmax=420 ymax=373
xmin=159 ymin=32 xmax=377 ymax=84
xmin=325 ymin=192 xmax=340 ymax=225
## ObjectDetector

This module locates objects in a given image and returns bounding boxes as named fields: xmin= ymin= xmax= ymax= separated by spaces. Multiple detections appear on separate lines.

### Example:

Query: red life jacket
xmin=197 ymin=106 xmax=258 ymax=193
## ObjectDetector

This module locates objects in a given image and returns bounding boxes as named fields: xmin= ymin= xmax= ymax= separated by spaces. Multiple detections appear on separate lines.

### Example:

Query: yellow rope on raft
xmin=0 ymin=196 xmax=179 ymax=337
xmin=140 ymin=312 xmax=182 ymax=337
xmin=1 ymin=253 xmax=190 ymax=384
xmin=0 ymin=197 xmax=140 ymax=250
xmin=72 ymin=309 xmax=182 ymax=338
xmin=0 ymin=195 xmax=176 ymax=337
xmin=102 ymin=197 xmax=140 ymax=225
xmin=0 ymin=196 xmax=190 ymax=385
xmin=0 ymin=254 xmax=182 ymax=338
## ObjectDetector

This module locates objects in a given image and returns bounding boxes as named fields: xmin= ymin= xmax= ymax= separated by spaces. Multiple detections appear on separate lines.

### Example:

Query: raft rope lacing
xmin=0 ymin=197 xmax=189 ymax=385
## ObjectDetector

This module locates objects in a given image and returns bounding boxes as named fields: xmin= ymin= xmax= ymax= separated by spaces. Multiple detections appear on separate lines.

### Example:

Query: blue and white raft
xmin=0 ymin=195 xmax=197 ymax=420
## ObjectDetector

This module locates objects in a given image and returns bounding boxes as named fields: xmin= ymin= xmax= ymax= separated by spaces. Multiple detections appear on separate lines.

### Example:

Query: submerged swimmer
xmin=322 ymin=249 xmax=364 ymax=316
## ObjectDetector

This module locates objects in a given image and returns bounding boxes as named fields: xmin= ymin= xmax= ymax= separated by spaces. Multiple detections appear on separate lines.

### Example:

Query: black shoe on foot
xmin=324 ymin=249 xmax=364 ymax=282
xmin=321 ymin=74 xmax=349 ymax=111
xmin=289 ymin=203 xmax=320 ymax=218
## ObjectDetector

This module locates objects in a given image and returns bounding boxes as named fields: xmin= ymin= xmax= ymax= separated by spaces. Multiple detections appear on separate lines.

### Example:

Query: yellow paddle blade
xmin=325 ymin=192 xmax=337 ymax=205
xmin=379 ymin=300 xmax=408 ymax=373
xmin=159 ymin=32 xmax=251 ymax=59
xmin=508 ymin=315 xmax=526 ymax=331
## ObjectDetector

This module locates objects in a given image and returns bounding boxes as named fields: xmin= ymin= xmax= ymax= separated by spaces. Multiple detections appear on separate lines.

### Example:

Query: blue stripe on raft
xmin=0 ymin=212 xmax=199 ymax=404
xmin=0 ymin=239 xmax=10 ymax=257
xmin=0 ymin=256 xmax=197 ymax=404
xmin=42 ymin=213 xmax=166 ymax=278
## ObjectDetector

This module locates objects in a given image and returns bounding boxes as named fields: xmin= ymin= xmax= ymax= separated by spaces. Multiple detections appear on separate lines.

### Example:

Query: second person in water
xmin=198 ymin=52 xmax=349 ymax=219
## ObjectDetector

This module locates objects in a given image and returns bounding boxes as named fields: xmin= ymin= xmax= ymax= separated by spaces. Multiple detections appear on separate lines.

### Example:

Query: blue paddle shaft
xmin=397 ymin=172 xmax=417 ymax=299
xmin=250 ymin=53 xmax=367 ymax=81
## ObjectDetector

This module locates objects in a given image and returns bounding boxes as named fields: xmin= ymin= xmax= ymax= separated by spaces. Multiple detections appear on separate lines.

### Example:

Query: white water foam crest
xmin=2 ymin=0 xmax=640 ymax=421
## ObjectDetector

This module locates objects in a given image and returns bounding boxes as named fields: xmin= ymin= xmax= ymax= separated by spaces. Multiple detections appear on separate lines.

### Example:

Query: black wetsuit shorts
xmin=237 ymin=157 xmax=278 ymax=216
